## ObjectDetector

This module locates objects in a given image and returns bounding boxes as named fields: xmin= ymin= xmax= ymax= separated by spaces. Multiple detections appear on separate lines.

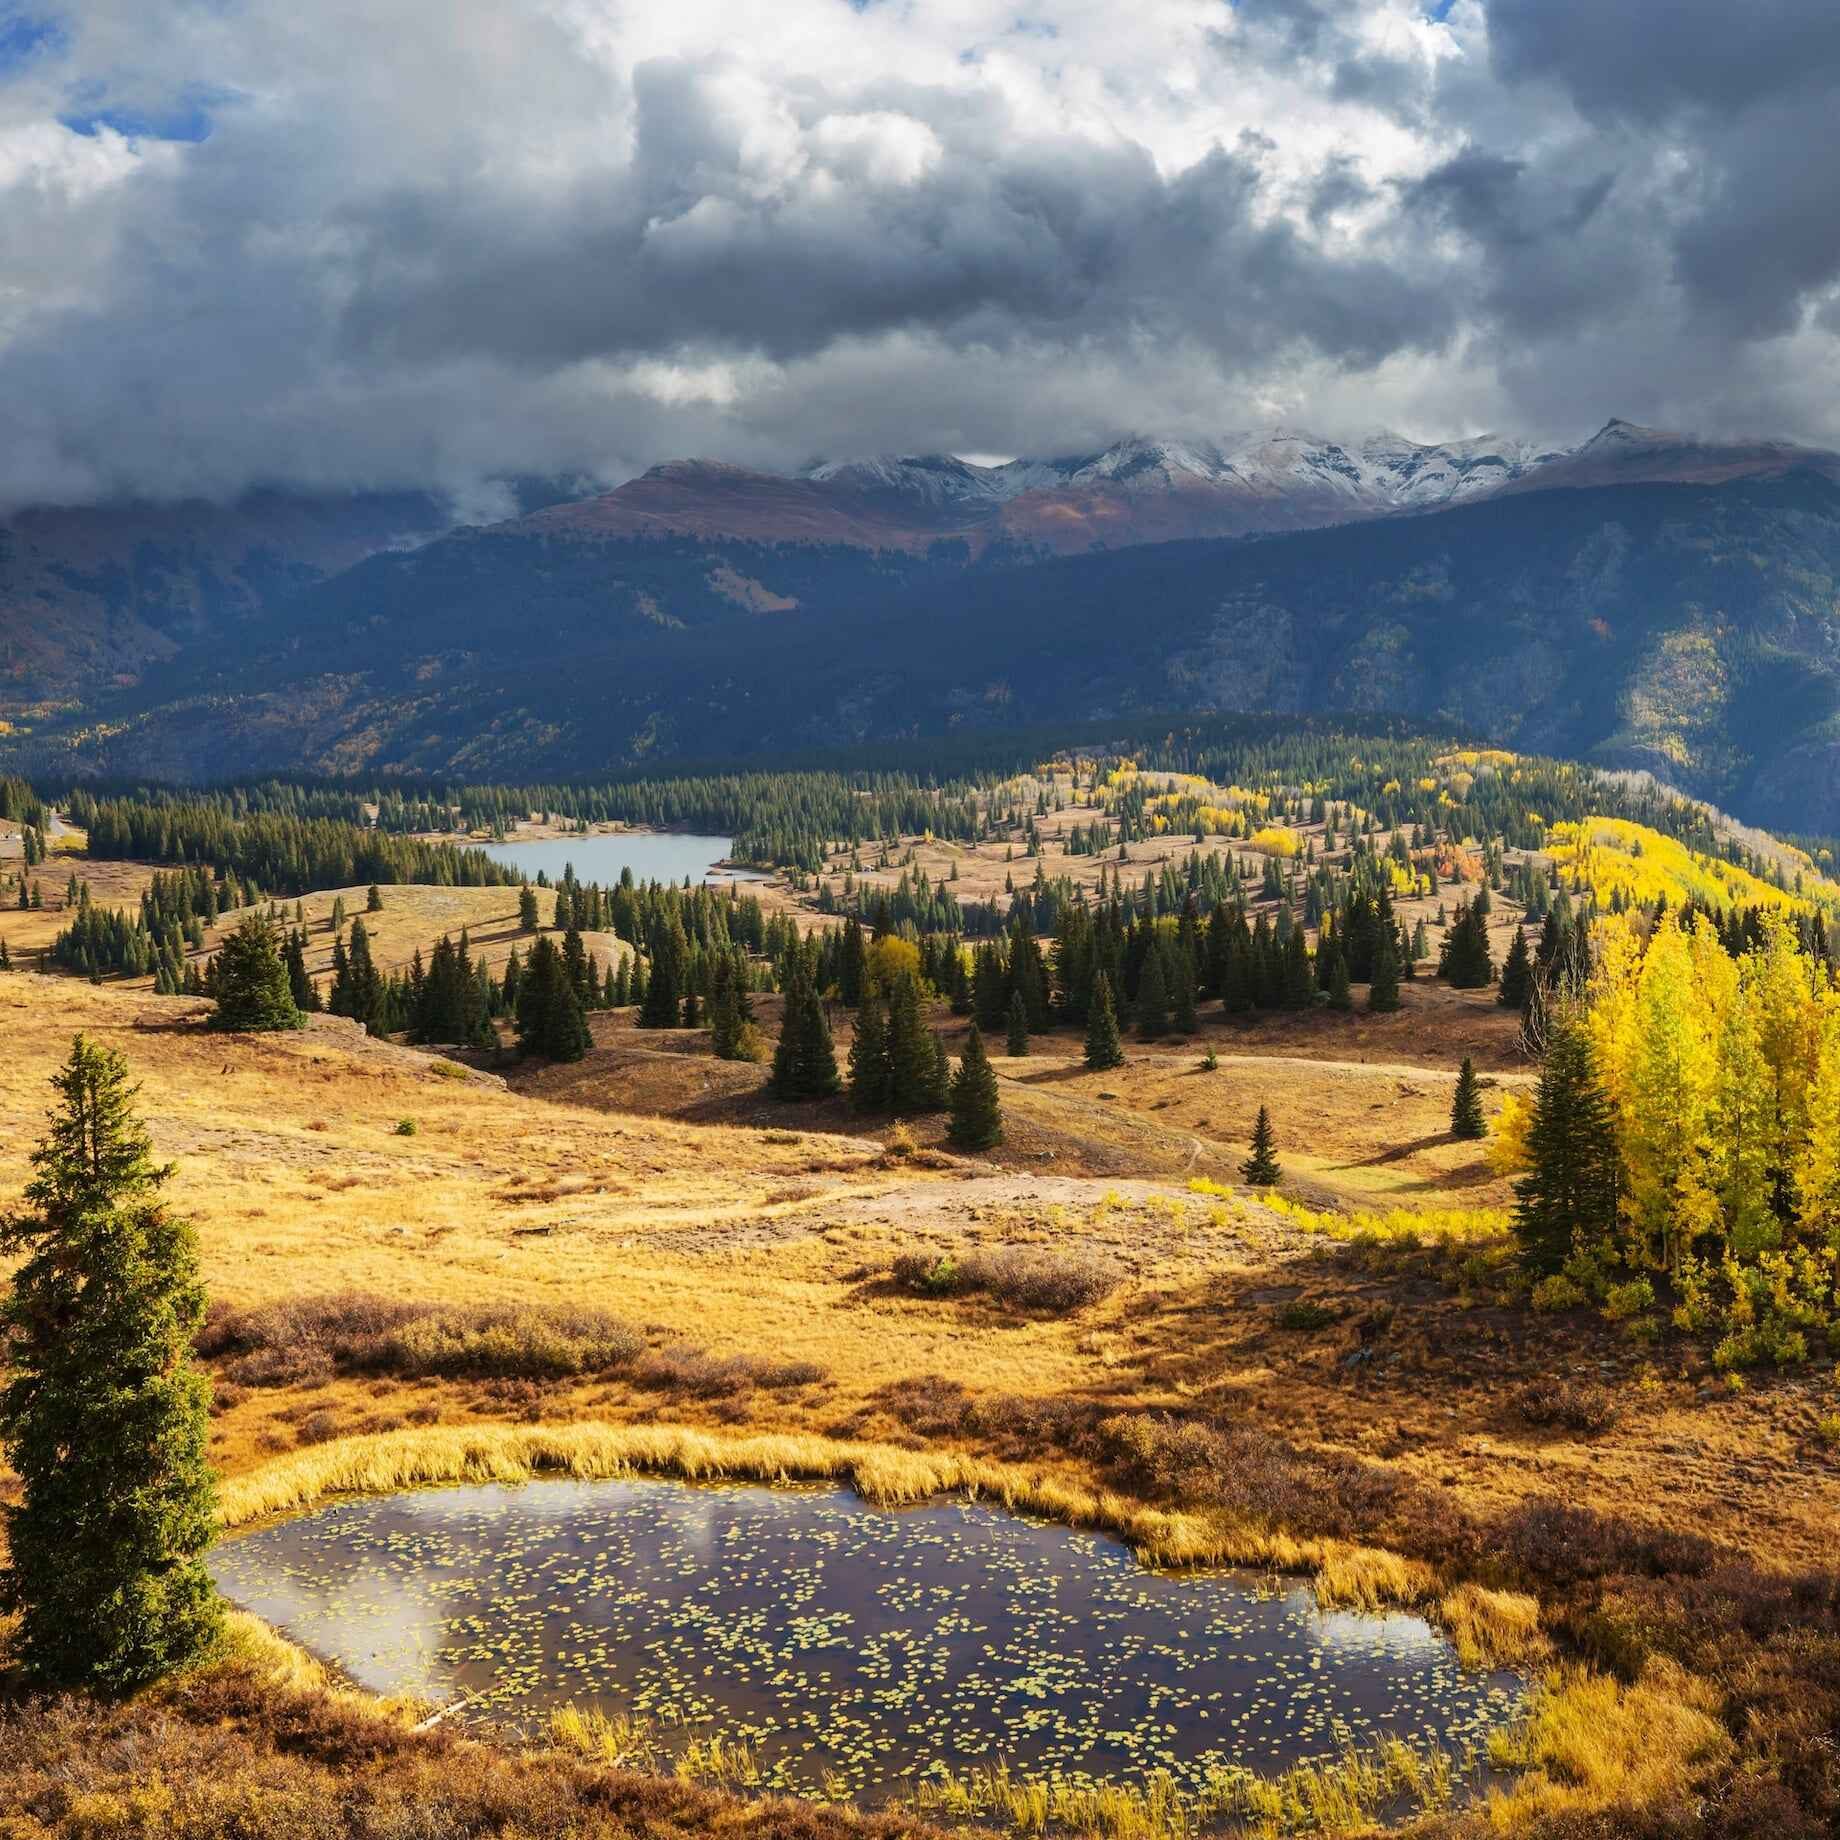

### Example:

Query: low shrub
xmin=199 ymin=1293 xmax=643 ymax=1384
xmin=383 ymin=1305 xmax=644 ymax=1379
xmin=1274 ymin=1298 xmax=1341 ymax=1331
xmin=1517 ymin=1379 xmax=1623 ymax=1435
xmin=1531 ymin=1273 xmax=1588 ymax=1312
xmin=891 ymin=1245 xmax=1120 ymax=1312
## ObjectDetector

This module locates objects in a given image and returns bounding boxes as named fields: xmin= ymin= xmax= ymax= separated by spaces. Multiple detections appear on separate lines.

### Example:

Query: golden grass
xmin=220 ymin=1421 xmax=1319 ymax=1579
xmin=1437 ymin=1583 xmax=1545 ymax=1669
xmin=1484 ymin=1661 xmax=1731 ymax=1827
xmin=909 ymin=1737 xmax=1460 ymax=1840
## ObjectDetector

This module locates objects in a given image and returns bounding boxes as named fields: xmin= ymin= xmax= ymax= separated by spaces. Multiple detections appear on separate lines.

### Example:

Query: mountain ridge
xmin=512 ymin=420 xmax=1840 ymax=557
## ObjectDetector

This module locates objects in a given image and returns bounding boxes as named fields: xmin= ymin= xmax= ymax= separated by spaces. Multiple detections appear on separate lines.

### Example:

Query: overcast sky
xmin=3 ymin=0 xmax=1838 ymax=508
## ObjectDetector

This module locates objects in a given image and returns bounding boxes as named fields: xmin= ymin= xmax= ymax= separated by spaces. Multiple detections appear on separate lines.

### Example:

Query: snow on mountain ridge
xmin=800 ymin=428 xmax=1569 ymax=514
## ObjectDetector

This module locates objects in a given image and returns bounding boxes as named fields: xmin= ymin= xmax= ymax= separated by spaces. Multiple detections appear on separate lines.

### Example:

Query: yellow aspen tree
xmin=1792 ymin=990 xmax=1840 ymax=1247
xmin=1622 ymin=916 xmax=1722 ymax=1275
xmin=1586 ymin=912 xmax=1645 ymax=1250
xmin=1745 ymin=914 xmax=1823 ymax=1223
xmin=1694 ymin=923 xmax=1772 ymax=1254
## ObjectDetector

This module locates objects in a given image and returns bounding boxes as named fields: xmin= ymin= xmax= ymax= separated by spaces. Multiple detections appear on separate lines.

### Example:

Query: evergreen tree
xmin=282 ymin=929 xmax=319 ymax=1012
xmin=709 ymin=953 xmax=743 ymax=1059
xmin=0 ymin=1037 xmax=220 ymax=1687
xmin=770 ymin=963 xmax=840 ymax=1100
xmin=1450 ymin=1056 xmax=1485 ymax=1138
xmin=366 ymin=884 xmax=384 ymax=913
xmin=948 ymin=1024 xmax=1003 ymax=1150
xmin=515 ymin=935 xmax=591 ymax=1061
xmin=1240 ymin=1104 xmax=1281 ymax=1186
xmin=1438 ymin=900 xmax=1495 ymax=988
xmin=926 ymin=1034 xmax=953 ymax=1112
xmin=1172 ymin=950 xmax=1199 ymax=1033
xmin=1324 ymin=944 xmax=1353 ymax=1011
xmin=848 ymin=994 xmax=892 ymax=1109
xmin=1084 ymin=972 xmax=1125 ymax=1070
xmin=1005 ymin=988 xmax=1030 ymax=1057
xmin=1366 ymin=933 xmax=1401 ymax=1013
xmin=208 ymin=911 xmax=302 ymax=1032
xmin=1281 ymin=925 xmax=1314 ymax=1010
xmin=1513 ymin=1016 xmax=1617 ymax=1274
xmin=1498 ymin=927 xmax=1533 ymax=1010
xmin=886 ymin=971 xmax=937 ymax=1111
xmin=1136 ymin=947 xmax=1170 ymax=1039
xmin=518 ymin=884 xmax=540 ymax=931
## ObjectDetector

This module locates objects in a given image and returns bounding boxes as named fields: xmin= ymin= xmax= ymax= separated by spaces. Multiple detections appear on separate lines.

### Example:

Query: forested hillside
xmin=11 ymin=468 xmax=1840 ymax=830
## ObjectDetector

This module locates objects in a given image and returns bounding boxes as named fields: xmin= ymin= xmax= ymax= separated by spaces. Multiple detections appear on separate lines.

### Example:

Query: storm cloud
xmin=1 ymin=0 xmax=1837 ymax=508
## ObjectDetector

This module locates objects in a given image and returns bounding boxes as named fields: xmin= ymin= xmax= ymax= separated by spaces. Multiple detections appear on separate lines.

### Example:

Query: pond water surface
xmin=210 ymin=1478 xmax=1521 ymax=1803
xmin=480 ymin=833 xmax=746 ymax=886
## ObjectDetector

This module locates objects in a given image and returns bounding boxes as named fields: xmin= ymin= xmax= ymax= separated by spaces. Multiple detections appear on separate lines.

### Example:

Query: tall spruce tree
xmin=0 ymin=1037 xmax=220 ymax=1687
xmin=1498 ymin=927 xmax=1533 ymax=1010
xmin=1005 ymin=988 xmax=1031 ymax=1057
xmin=1513 ymin=1016 xmax=1617 ymax=1274
xmin=1084 ymin=972 xmax=1125 ymax=1070
xmin=1281 ymin=925 xmax=1315 ymax=1010
xmin=209 ymin=911 xmax=302 ymax=1032
xmin=1438 ymin=900 xmax=1495 ymax=988
xmin=516 ymin=935 xmax=591 ymax=1061
xmin=1240 ymin=1104 xmax=1281 ymax=1186
xmin=1366 ymin=933 xmax=1401 ymax=1013
xmin=848 ymin=993 xmax=892 ymax=1109
xmin=886 ymin=971 xmax=937 ymax=1112
xmin=948 ymin=1024 xmax=1004 ymax=1150
xmin=1136 ymin=948 xmax=1170 ymax=1039
xmin=770 ymin=963 xmax=840 ymax=1101
xmin=1450 ymin=1056 xmax=1485 ymax=1138
xmin=709 ymin=952 xmax=743 ymax=1059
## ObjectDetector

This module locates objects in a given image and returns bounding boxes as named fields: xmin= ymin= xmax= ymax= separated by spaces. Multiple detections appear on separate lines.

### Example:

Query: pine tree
xmin=1281 ymin=925 xmax=1314 ymax=1010
xmin=0 ymin=1037 xmax=220 ymax=1687
xmin=516 ymin=935 xmax=591 ymax=1062
xmin=848 ymin=994 xmax=892 ymax=1109
xmin=770 ymin=964 xmax=840 ymax=1101
xmin=1136 ymin=947 xmax=1170 ymax=1039
xmin=1240 ymin=1104 xmax=1281 ymax=1186
xmin=948 ymin=1025 xmax=1003 ymax=1150
xmin=1513 ymin=1015 xmax=1617 ymax=1275
xmin=1172 ymin=951 xmax=1199 ymax=1033
xmin=1005 ymin=988 xmax=1030 ymax=1057
xmin=1498 ymin=927 xmax=1533 ymax=1010
xmin=1366 ymin=933 xmax=1401 ymax=1013
xmin=1438 ymin=900 xmax=1495 ymax=988
xmin=1324 ymin=944 xmax=1352 ymax=1011
xmin=926 ymin=1034 xmax=952 ymax=1112
xmin=518 ymin=884 xmax=540 ymax=931
xmin=366 ymin=884 xmax=384 ymax=913
xmin=1450 ymin=1057 xmax=1485 ymax=1138
xmin=709 ymin=953 xmax=743 ymax=1059
xmin=886 ymin=971 xmax=937 ymax=1112
xmin=1084 ymin=972 xmax=1125 ymax=1070
xmin=208 ymin=911 xmax=303 ymax=1032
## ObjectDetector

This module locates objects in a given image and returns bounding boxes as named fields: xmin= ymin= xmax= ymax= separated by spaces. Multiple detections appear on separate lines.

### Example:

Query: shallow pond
xmin=480 ymin=832 xmax=747 ymax=886
xmin=211 ymin=1478 xmax=1521 ymax=1804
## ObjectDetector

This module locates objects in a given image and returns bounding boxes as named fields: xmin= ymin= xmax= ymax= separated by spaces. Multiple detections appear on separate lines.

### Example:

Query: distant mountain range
xmin=515 ymin=419 xmax=1840 ymax=555
xmin=7 ymin=419 xmax=1840 ymax=831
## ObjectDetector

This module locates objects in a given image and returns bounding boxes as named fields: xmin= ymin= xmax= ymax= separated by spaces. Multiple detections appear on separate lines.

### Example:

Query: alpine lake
xmin=210 ymin=1476 xmax=1523 ymax=1814
xmin=479 ymin=832 xmax=752 ymax=887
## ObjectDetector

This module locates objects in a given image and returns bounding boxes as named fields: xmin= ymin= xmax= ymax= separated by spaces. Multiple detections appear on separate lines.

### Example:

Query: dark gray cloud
xmin=0 ymin=0 xmax=1837 ymax=510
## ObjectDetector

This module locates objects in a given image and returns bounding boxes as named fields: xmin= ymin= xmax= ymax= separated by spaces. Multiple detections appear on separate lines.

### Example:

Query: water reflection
xmin=210 ymin=1479 xmax=1521 ymax=1801
xmin=479 ymin=833 xmax=749 ymax=886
